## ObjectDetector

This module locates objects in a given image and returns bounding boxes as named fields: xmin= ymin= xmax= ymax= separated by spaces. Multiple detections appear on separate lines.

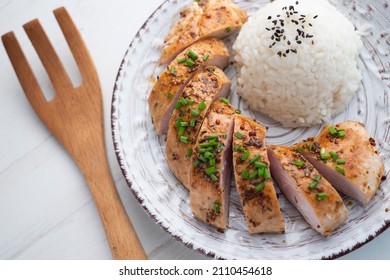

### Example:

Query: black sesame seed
xmin=289 ymin=5 xmax=294 ymax=10
xmin=309 ymin=23 xmax=313 ymax=27
xmin=306 ymin=34 xmax=313 ymax=38
xmin=297 ymin=40 xmax=302 ymax=44
xmin=314 ymin=15 xmax=318 ymax=19
xmin=266 ymin=28 xmax=270 ymax=31
xmin=286 ymin=49 xmax=290 ymax=54
xmin=277 ymin=51 xmax=282 ymax=57
xmin=268 ymin=16 xmax=272 ymax=20
xmin=291 ymin=49 xmax=297 ymax=53
xmin=277 ymin=14 xmax=281 ymax=17
xmin=296 ymin=1 xmax=299 ymax=4
xmin=287 ymin=40 xmax=291 ymax=45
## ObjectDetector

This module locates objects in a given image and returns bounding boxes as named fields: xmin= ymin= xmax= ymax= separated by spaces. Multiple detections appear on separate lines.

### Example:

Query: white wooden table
xmin=1 ymin=0 xmax=389 ymax=260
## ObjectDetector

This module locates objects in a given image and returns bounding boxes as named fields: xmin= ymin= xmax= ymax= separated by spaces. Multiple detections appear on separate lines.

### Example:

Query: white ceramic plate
xmin=111 ymin=0 xmax=390 ymax=259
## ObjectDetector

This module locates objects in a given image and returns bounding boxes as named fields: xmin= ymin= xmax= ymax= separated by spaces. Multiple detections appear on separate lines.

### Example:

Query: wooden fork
xmin=1 ymin=7 xmax=146 ymax=260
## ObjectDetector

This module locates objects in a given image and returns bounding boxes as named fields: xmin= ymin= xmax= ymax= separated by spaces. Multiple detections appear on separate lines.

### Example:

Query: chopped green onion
xmin=297 ymin=147 xmax=304 ymax=153
xmin=179 ymin=121 xmax=188 ymax=127
xmin=199 ymin=148 xmax=207 ymax=153
xmin=308 ymin=142 xmax=313 ymax=151
xmin=187 ymin=148 xmax=193 ymax=157
xmin=186 ymin=58 xmax=195 ymax=67
xmin=170 ymin=66 xmax=175 ymax=75
xmin=190 ymin=109 xmax=200 ymax=117
xmin=217 ymin=143 xmax=224 ymax=152
xmin=198 ymin=102 xmax=206 ymax=111
xmin=258 ymin=167 xmax=265 ymax=177
xmin=190 ymin=119 xmax=196 ymax=127
xmin=234 ymin=144 xmax=240 ymax=151
xmin=179 ymin=136 xmax=189 ymax=143
xmin=199 ymin=155 xmax=207 ymax=162
xmin=209 ymin=158 xmax=216 ymax=166
xmin=188 ymin=49 xmax=199 ymax=60
xmin=316 ymin=193 xmax=329 ymax=200
xmin=320 ymin=153 xmax=330 ymax=160
xmin=336 ymin=159 xmax=346 ymax=165
xmin=241 ymin=150 xmax=250 ymax=161
xmin=337 ymin=130 xmax=346 ymax=137
xmin=194 ymin=159 xmax=200 ymax=167
xmin=308 ymin=181 xmax=318 ymax=190
xmin=204 ymin=151 xmax=214 ymax=159
xmin=249 ymin=155 xmax=261 ymax=164
xmin=242 ymin=169 xmax=249 ymax=179
xmin=208 ymin=135 xmax=218 ymax=140
xmin=320 ymin=147 xmax=326 ymax=155
xmin=249 ymin=171 xmax=258 ymax=179
xmin=336 ymin=165 xmax=345 ymax=175
xmin=199 ymin=139 xmax=217 ymax=147
xmin=293 ymin=160 xmax=305 ymax=167
xmin=175 ymin=118 xmax=183 ymax=127
xmin=254 ymin=161 xmax=267 ymax=169
xmin=210 ymin=174 xmax=218 ymax=182
xmin=179 ymin=98 xmax=188 ymax=106
xmin=235 ymin=132 xmax=244 ymax=139
xmin=209 ymin=67 xmax=214 ymax=74
xmin=174 ymin=101 xmax=182 ymax=110
xmin=329 ymin=151 xmax=338 ymax=162
xmin=255 ymin=183 xmax=265 ymax=192
xmin=178 ymin=126 xmax=186 ymax=136
xmin=167 ymin=92 xmax=173 ymax=99
xmin=206 ymin=166 xmax=217 ymax=175
xmin=203 ymin=54 xmax=209 ymax=61
xmin=328 ymin=126 xmax=338 ymax=135
xmin=314 ymin=175 xmax=321 ymax=182
xmin=264 ymin=168 xmax=271 ymax=180
xmin=213 ymin=201 xmax=220 ymax=213
xmin=177 ymin=57 xmax=187 ymax=64
xmin=220 ymin=97 xmax=229 ymax=104
xmin=225 ymin=26 xmax=232 ymax=33
xmin=221 ymin=133 xmax=227 ymax=139
xmin=235 ymin=109 xmax=241 ymax=114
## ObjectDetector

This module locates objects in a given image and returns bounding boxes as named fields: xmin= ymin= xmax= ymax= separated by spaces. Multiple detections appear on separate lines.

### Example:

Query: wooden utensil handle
xmin=78 ymin=152 xmax=147 ymax=260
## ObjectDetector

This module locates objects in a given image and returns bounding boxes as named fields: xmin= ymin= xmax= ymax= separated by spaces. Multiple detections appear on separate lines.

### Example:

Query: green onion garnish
xmin=336 ymin=159 xmax=346 ymax=165
xmin=328 ymin=126 xmax=338 ymax=135
xmin=308 ymin=142 xmax=313 ymax=151
xmin=208 ymin=135 xmax=218 ymax=140
xmin=213 ymin=201 xmax=220 ymax=213
xmin=217 ymin=143 xmax=224 ymax=152
xmin=178 ymin=126 xmax=186 ymax=136
xmin=206 ymin=166 xmax=217 ymax=175
xmin=234 ymin=144 xmax=240 ymax=151
xmin=199 ymin=139 xmax=217 ymax=147
xmin=170 ymin=66 xmax=175 ymax=75
xmin=314 ymin=175 xmax=321 ymax=182
xmin=258 ymin=167 xmax=265 ymax=177
xmin=174 ymin=101 xmax=183 ymax=110
xmin=329 ymin=151 xmax=338 ymax=162
xmin=194 ymin=159 xmax=200 ymax=167
xmin=221 ymin=133 xmax=227 ymax=139
xmin=198 ymin=102 xmax=206 ymax=111
xmin=199 ymin=148 xmax=207 ymax=153
xmin=167 ymin=92 xmax=173 ymax=99
xmin=241 ymin=150 xmax=250 ymax=161
xmin=336 ymin=165 xmax=345 ymax=175
xmin=255 ymin=183 xmax=265 ymax=192
xmin=297 ymin=147 xmax=304 ymax=153
xmin=188 ymin=49 xmax=198 ymax=60
xmin=242 ymin=169 xmax=249 ymax=179
xmin=293 ymin=160 xmax=305 ymax=167
xmin=264 ymin=168 xmax=271 ymax=180
xmin=249 ymin=155 xmax=261 ymax=164
xmin=209 ymin=68 xmax=214 ymax=74
xmin=190 ymin=119 xmax=196 ymax=127
xmin=235 ymin=109 xmax=241 ymax=114
xmin=320 ymin=153 xmax=330 ymax=160
xmin=190 ymin=109 xmax=200 ymax=117
xmin=220 ymin=97 xmax=229 ymax=104
xmin=177 ymin=57 xmax=187 ymax=64
xmin=179 ymin=136 xmax=189 ymax=143
xmin=186 ymin=58 xmax=195 ymax=67
xmin=179 ymin=98 xmax=188 ymax=106
xmin=204 ymin=151 xmax=214 ymax=159
xmin=316 ymin=193 xmax=329 ymax=200
xmin=337 ymin=130 xmax=346 ymax=137
xmin=209 ymin=158 xmax=216 ymax=166
xmin=320 ymin=147 xmax=326 ymax=155
xmin=187 ymin=148 xmax=193 ymax=157
xmin=235 ymin=132 xmax=244 ymax=139
xmin=199 ymin=155 xmax=207 ymax=162
xmin=203 ymin=54 xmax=209 ymax=61
xmin=308 ymin=181 xmax=318 ymax=190
xmin=225 ymin=26 xmax=232 ymax=33
xmin=210 ymin=174 xmax=218 ymax=182
xmin=180 ymin=121 xmax=188 ymax=127
xmin=254 ymin=161 xmax=267 ymax=169
xmin=249 ymin=171 xmax=258 ymax=179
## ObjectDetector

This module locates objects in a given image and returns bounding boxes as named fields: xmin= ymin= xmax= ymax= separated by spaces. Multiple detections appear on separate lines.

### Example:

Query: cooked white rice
xmin=233 ymin=0 xmax=362 ymax=127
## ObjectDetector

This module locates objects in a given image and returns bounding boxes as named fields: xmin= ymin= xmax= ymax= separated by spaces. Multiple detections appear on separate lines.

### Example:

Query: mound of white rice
xmin=233 ymin=0 xmax=362 ymax=127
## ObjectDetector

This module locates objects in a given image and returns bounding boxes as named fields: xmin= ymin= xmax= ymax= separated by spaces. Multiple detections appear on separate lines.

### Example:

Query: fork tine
xmin=23 ymin=18 xmax=73 ymax=93
xmin=53 ymin=7 xmax=99 ymax=84
xmin=2 ymin=32 xmax=46 ymax=109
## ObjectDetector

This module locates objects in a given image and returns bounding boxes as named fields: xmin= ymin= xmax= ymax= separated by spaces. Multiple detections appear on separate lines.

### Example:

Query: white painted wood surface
xmin=0 ymin=0 xmax=389 ymax=260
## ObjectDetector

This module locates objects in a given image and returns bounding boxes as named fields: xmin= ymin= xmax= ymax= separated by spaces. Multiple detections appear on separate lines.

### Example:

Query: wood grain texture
xmin=2 ymin=7 xmax=146 ymax=260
